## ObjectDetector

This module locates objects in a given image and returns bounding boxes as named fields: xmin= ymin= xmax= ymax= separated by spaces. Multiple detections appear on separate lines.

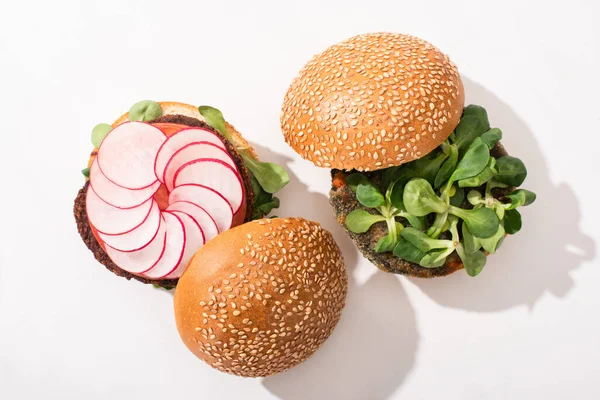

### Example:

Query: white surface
xmin=1 ymin=1 xmax=598 ymax=399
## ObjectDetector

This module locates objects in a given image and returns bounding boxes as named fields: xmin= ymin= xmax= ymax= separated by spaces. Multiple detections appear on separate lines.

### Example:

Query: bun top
xmin=281 ymin=33 xmax=465 ymax=171
xmin=173 ymin=217 xmax=348 ymax=377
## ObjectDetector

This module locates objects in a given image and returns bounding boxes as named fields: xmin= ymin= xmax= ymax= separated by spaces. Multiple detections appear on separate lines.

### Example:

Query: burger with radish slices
xmin=74 ymin=101 xmax=289 ymax=288
xmin=281 ymin=33 xmax=537 ymax=277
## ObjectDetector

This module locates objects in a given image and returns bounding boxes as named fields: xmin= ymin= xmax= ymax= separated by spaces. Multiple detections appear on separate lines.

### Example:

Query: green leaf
xmin=91 ymin=123 xmax=112 ymax=147
xmin=479 ymin=224 xmax=505 ymax=254
xmin=375 ymin=233 xmax=397 ymax=253
xmin=449 ymin=206 xmax=499 ymax=238
xmin=495 ymin=156 xmax=527 ymax=186
xmin=242 ymin=154 xmax=290 ymax=193
xmin=419 ymin=249 xmax=449 ymax=268
xmin=198 ymin=105 xmax=290 ymax=194
xmin=356 ymin=181 xmax=385 ymax=208
xmin=389 ymin=179 xmax=404 ymax=210
xmin=449 ymin=137 xmax=490 ymax=185
xmin=504 ymin=209 xmax=522 ymax=234
xmin=453 ymin=115 xmax=487 ymax=155
xmin=345 ymin=173 xmax=368 ymax=192
xmin=250 ymin=176 xmax=281 ymax=219
xmin=456 ymin=244 xmax=487 ymax=277
xmin=505 ymin=189 xmax=537 ymax=209
xmin=412 ymin=151 xmax=448 ymax=185
xmin=81 ymin=167 xmax=90 ymax=178
xmin=381 ymin=166 xmax=401 ymax=189
xmin=129 ymin=100 xmax=163 ymax=122
xmin=462 ymin=223 xmax=481 ymax=253
xmin=403 ymin=178 xmax=448 ymax=216
xmin=458 ymin=156 xmax=496 ymax=188
xmin=449 ymin=187 xmax=465 ymax=207
xmin=198 ymin=105 xmax=232 ymax=141
xmin=481 ymin=128 xmax=502 ymax=149
xmin=405 ymin=214 xmax=426 ymax=230
xmin=467 ymin=190 xmax=484 ymax=206
xmin=345 ymin=209 xmax=386 ymax=233
xmin=393 ymin=238 xmax=427 ymax=264
xmin=462 ymin=105 xmax=490 ymax=130
xmin=494 ymin=202 xmax=505 ymax=220
xmin=401 ymin=227 xmax=453 ymax=252
xmin=434 ymin=144 xmax=458 ymax=188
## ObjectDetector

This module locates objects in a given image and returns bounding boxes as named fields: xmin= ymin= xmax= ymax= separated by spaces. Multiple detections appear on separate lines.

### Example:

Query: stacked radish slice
xmin=86 ymin=122 xmax=245 ymax=280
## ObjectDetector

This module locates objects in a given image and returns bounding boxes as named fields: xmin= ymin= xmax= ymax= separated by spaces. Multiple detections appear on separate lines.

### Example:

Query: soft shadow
xmin=253 ymin=143 xmax=419 ymax=400
xmin=412 ymin=77 xmax=596 ymax=311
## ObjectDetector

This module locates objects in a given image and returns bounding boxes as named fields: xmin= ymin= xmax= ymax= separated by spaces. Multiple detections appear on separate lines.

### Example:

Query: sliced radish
xmin=163 ymin=142 xmax=237 ymax=192
xmin=174 ymin=159 xmax=244 ymax=213
xmin=154 ymin=127 xmax=226 ymax=184
xmin=168 ymin=184 xmax=233 ymax=233
xmin=166 ymin=201 xmax=219 ymax=243
xmin=164 ymin=211 xmax=205 ymax=279
xmin=86 ymin=186 xmax=153 ymax=235
xmin=104 ymin=216 xmax=167 ymax=274
xmin=89 ymin=158 xmax=159 ymax=209
xmin=97 ymin=122 xmax=166 ymax=190
xmin=98 ymin=201 xmax=161 ymax=252
xmin=143 ymin=212 xmax=186 ymax=279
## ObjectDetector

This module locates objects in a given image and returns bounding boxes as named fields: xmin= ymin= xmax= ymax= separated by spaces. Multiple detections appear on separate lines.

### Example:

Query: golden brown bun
xmin=281 ymin=33 xmax=465 ymax=171
xmin=174 ymin=217 xmax=348 ymax=377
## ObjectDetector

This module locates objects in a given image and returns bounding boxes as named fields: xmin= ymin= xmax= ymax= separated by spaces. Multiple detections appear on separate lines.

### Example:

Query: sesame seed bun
xmin=281 ymin=33 xmax=465 ymax=171
xmin=173 ymin=217 xmax=348 ymax=377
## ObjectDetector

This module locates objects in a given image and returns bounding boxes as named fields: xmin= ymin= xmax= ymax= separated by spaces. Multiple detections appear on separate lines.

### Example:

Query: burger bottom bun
xmin=329 ymin=143 xmax=509 ymax=277
xmin=76 ymin=115 xmax=255 ymax=287
xmin=174 ymin=217 xmax=348 ymax=377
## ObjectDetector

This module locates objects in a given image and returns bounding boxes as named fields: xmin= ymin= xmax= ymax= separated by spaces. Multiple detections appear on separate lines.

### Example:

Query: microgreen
xmin=198 ymin=105 xmax=290 ymax=198
xmin=504 ymin=209 xmax=522 ymax=234
xmin=453 ymin=115 xmax=487 ymax=155
xmin=462 ymin=105 xmax=490 ymax=130
xmin=448 ymin=206 xmax=499 ymax=238
xmin=403 ymin=178 xmax=448 ymax=216
xmin=434 ymin=143 xmax=458 ymax=189
xmin=91 ymin=123 xmax=112 ymax=148
xmin=345 ymin=209 xmax=386 ymax=233
xmin=505 ymin=189 xmax=537 ymax=209
xmin=356 ymin=181 xmax=386 ymax=208
xmin=495 ymin=156 xmax=527 ymax=186
xmin=342 ymin=104 xmax=536 ymax=276
xmin=458 ymin=156 xmax=496 ymax=188
xmin=129 ymin=100 xmax=163 ymax=122
xmin=481 ymin=128 xmax=502 ymax=149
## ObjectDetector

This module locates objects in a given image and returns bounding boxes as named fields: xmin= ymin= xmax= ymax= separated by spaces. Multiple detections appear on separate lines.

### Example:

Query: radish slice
xmin=154 ymin=127 xmax=226 ymax=184
xmin=97 ymin=122 xmax=166 ymax=190
xmin=89 ymin=158 xmax=159 ymax=209
xmin=104 ymin=216 xmax=167 ymax=274
xmin=168 ymin=184 xmax=233 ymax=233
xmin=163 ymin=142 xmax=237 ymax=192
xmin=166 ymin=201 xmax=219 ymax=243
xmin=174 ymin=159 xmax=244 ymax=213
xmin=143 ymin=212 xmax=186 ymax=279
xmin=86 ymin=186 xmax=153 ymax=235
xmin=98 ymin=201 xmax=161 ymax=252
xmin=164 ymin=211 xmax=205 ymax=279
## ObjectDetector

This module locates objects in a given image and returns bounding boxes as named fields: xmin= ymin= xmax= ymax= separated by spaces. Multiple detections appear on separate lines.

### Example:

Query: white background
xmin=1 ymin=1 xmax=598 ymax=399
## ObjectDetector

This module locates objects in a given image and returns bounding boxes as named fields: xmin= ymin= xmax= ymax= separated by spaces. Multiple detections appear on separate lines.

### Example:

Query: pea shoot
xmin=343 ymin=105 xmax=536 ymax=276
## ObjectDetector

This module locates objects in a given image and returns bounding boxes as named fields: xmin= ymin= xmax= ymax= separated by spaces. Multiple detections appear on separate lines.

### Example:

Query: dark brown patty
xmin=329 ymin=142 xmax=509 ymax=278
xmin=74 ymin=115 xmax=254 ymax=287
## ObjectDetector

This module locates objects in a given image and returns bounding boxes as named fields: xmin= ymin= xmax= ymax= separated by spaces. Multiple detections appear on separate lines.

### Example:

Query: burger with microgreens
xmin=281 ymin=33 xmax=536 ymax=277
